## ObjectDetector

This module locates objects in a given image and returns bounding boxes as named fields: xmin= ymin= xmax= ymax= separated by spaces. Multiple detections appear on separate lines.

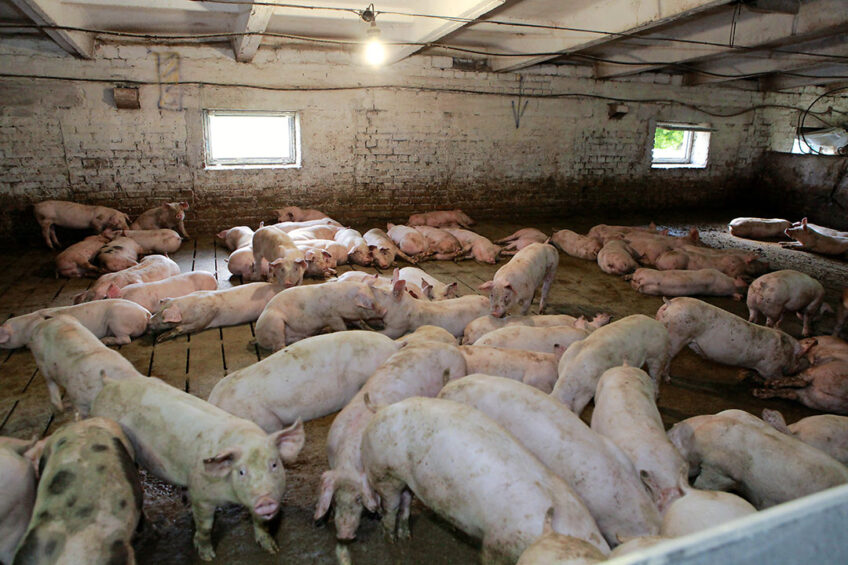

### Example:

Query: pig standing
xmin=315 ymin=329 xmax=466 ymax=540
xmin=217 ymin=226 xmax=254 ymax=250
xmin=728 ymin=217 xmax=792 ymax=239
xmin=209 ymin=331 xmax=400 ymax=433
xmin=408 ymin=209 xmax=474 ymax=228
xmin=92 ymin=376 xmax=305 ymax=561
xmin=440 ymin=375 xmax=660 ymax=546
xmin=656 ymin=297 xmax=812 ymax=379
xmin=551 ymin=314 xmax=671 ymax=415
xmin=363 ymin=228 xmax=415 ymax=267
xmin=0 ymin=299 xmax=150 ymax=348
xmin=516 ymin=509 xmax=606 ymax=565
xmin=747 ymin=270 xmax=827 ymax=336
xmin=0 ymin=442 xmax=35 ymax=564
xmin=781 ymin=218 xmax=848 ymax=255
xmin=463 ymin=313 xmax=610 ymax=345
xmin=252 ymin=225 xmax=307 ymax=286
xmin=444 ymin=228 xmax=500 ymax=264
xmin=75 ymin=255 xmax=180 ymax=303
xmin=55 ymin=233 xmax=113 ymax=278
xmin=130 ymin=201 xmax=190 ymax=238
xmin=550 ymin=229 xmax=602 ymax=260
xmin=28 ymin=315 xmax=143 ymax=416
xmin=334 ymin=228 xmax=372 ymax=266
xmin=479 ymin=243 xmax=559 ymax=317
xmin=397 ymin=267 xmax=457 ymax=300
xmin=597 ymin=239 xmax=639 ymax=275
xmin=273 ymin=206 xmax=328 ymax=222
xmin=106 ymin=271 xmax=218 ymax=313
xmin=762 ymin=410 xmax=848 ymax=464
xmin=627 ymin=268 xmax=747 ymax=300
xmin=121 ymin=228 xmax=182 ymax=254
xmin=496 ymin=228 xmax=548 ymax=255
xmin=253 ymin=281 xmax=386 ymax=349
xmin=386 ymin=224 xmax=431 ymax=259
xmin=459 ymin=346 xmax=559 ymax=392
xmin=412 ymin=226 xmax=464 ymax=260
xmin=473 ymin=325 xmax=589 ymax=354
xmin=34 ymin=200 xmax=130 ymax=249
xmin=96 ymin=236 xmax=144 ymax=272
xmin=149 ymin=282 xmax=281 ymax=342
xmin=361 ymin=397 xmax=609 ymax=561
xmin=14 ymin=418 xmax=141 ymax=565
xmin=667 ymin=409 xmax=848 ymax=508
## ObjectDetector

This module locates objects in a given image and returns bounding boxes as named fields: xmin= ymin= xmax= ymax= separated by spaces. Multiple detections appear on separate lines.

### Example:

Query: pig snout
xmin=335 ymin=513 xmax=361 ymax=541
xmin=254 ymin=496 xmax=280 ymax=520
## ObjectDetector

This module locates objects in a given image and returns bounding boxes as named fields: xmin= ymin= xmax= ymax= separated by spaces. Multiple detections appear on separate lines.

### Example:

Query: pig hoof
xmin=255 ymin=529 xmax=279 ymax=553
xmin=397 ymin=523 xmax=411 ymax=541
xmin=194 ymin=540 xmax=215 ymax=561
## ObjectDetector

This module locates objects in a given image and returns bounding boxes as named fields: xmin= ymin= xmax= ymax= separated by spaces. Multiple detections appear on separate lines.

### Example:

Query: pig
xmin=252 ymin=225 xmax=307 ymax=286
xmin=444 ymin=228 xmax=500 ymax=264
xmin=299 ymin=248 xmax=337 ymax=278
xmin=363 ymin=228 xmax=416 ymax=267
xmin=412 ymin=226 xmax=464 ymax=260
xmin=130 ymin=201 xmax=190 ymax=238
xmin=273 ymin=206 xmax=328 ymax=222
xmin=747 ymin=269 xmax=828 ymax=336
xmin=441 ymin=376 xmax=661 ymax=545
xmin=253 ymin=281 xmax=386 ymax=350
xmin=596 ymin=239 xmax=639 ymax=275
xmin=0 ymin=299 xmax=150 ymax=349
xmin=120 ymin=228 xmax=182 ymax=254
xmin=496 ymin=228 xmax=548 ymax=255
xmin=227 ymin=246 xmax=255 ymax=278
xmin=655 ymin=246 xmax=761 ymax=278
xmin=14 ymin=418 xmax=141 ymax=565
xmin=626 ymin=268 xmax=747 ymax=300
xmin=473 ymin=325 xmax=590 ymax=354
xmin=91 ymin=375 xmax=305 ymax=561
xmin=407 ymin=209 xmax=475 ymax=228
xmin=728 ymin=217 xmax=792 ymax=239
xmin=28 ymin=315 xmax=143 ymax=416
xmin=361 ymin=397 xmax=610 ymax=561
xmin=623 ymin=229 xmax=700 ymax=266
xmin=55 ymin=233 xmax=112 ymax=278
xmin=550 ymin=229 xmax=602 ymax=260
xmin=315 ymin=331 xmax=466 ymax=540
xmin=591 ymin=365 xmax=688 ymax=511
xmin=335 ymin=271 xmax=426 ymax=300
xmin=374 ymin=281 xmax=490 ymax=338
xmin=551 ymin=314 xmax=671 ymax=415
xmin=516 ymin=509 xmax=606 ymax=565
xmin=660 ymin=489 xmax=756 ymax=537
xmin=834 ymin=289 xmax=848 ymax=336
xmin=217 ymin=226 xmax=254 ymax=250
xmin=106 ymin=271 xmax=218 ymax=312
xmin=149 ymin=282 xmax=281 ymax=342
xmin=667 ymin=409 xmax=848 ymax=508
xmin=656 ymin=297 xmax=813 ymax=379
xmin=75 ymin=255 xmax=180 ymax=303
xmin=762 ymin=409 xmax=848 ymax=464
xmin=386 ymin=224 xmax=431 ymax=259
xmin=463 ymin=313 xmax=611 ymax=345
xmin=479 ymin=243 xmax=559 ymax=317
xmin=334 ymin=228 xmax=373 ymax=266
xmin=34 ymin=200 xmax=130 ymax=249
xmin=801 ymin=334 xmax=848 ymax=364
xmin=397 ymin=267 xmax=457 ymax=300
xmin=294 ymin=239 xmax=349 ymax=266
xmin=209 ymin=331 xmax=401 ymax=433
xmin=272 ymin=218 xmax=342 ymax=232
xmin=459 ymin=346 xmax=559 ymax=393
xmin=286 ymin=225 xmax=341 ymax=241
xmin=781 ymin=218 xmax=848 ymax=255
xmin=753 ymin=360 xmax=848 ymax=414
xmin=607 ymin=536 xmax=667 ymax=557
xmin=96 ymin=236 xmax=144 ymax=272
xmin=587 ymin=223 xmax=661 ymax=244
xmin=0 ymin=444 xmax=36 ymax=564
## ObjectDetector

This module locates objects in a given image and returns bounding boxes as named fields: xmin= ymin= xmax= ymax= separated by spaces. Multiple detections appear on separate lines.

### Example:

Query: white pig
xmin=272 ymin=218 xmax=342 ymax=232
xmin=660 ymin=489 xmax=756 ymax=537
xmin=364 ymin=228 xmax=416 ymax=267
xmin=397 ymin=267 xmax=457 ymax=300
xmin=374 ymin=281 xmax=490 ymax=338
xmin=335 ymin=271 xmax=427 ymax=300
xmin=550 ymin=229 xmax=602 ymax=260
xmin=252 ymin=225 xmax=307 ymax=286
xmin=408 ymin=209 xmax=474 ymax=228
xmin=627 ymin=268 xmax=747 ymax=300
xmin=361 ymin=397 xmax=609 ymax=561
xmin=273 ymin=206 xmax=329 ymax=222
xmin=121 ymin=228 xmax=182 ymax=254
xmin=440 ymin=375 xmax=660 ymax=546
xmin=459 ymin=346 xmax=559 ymax=392
xmin=130 ymin=201 xmax=190 ymax=238
xmin=754 ymin=360 xmax=848 ymax=414
xmin=781 ymin=218 xmax=848 ymax=255
xmin=0 ymin=444 xmax=36 ymax=564
xmin=286 ymin=226 xmax=341 ymax=242
xmin=463 ymin=313 xmax=611 ymax=345
xmin=728 ymin=217 xmax=792 ymax=239
xmin=597 ymin=239 xmax=639 ymax=275
xmin=333 ymin=228 xmax=373 ymax=266
xmin=551 ymin=314 xmax=671 ymax=415
xmin=55 ymin=233 xmax=113 ymax=278
xmin=97 ymin=236 xmax=144 ymax=272
xmin=747 ymin=269 xmax=828 ymax=336
xmin=34 ymin=200 xmax=130 ymax=249
xmin=762 ymin=409 xmax=848 ymax=465
xmin=479 ymin=242 xmax=559 ymax=317
xmin=386 ymin=223 xmax=431 ymax=259
xmin=294 ymin=239 xmax=349 ymax=267
xmin=412 ymin=226 xmax=464 ymax=260
xmin=106 ymin=271 xmax=218 ymax=312
xmin=91 ymin=375 xmax=305 ymax=561
xmin=516 ymin=509 xmax=606 ymax=565
xmin=217 ymin=226 xmax=254 ymax=250
xmin=227 ymin=246 xmax=255 ymax=278
xmin=474 ymin=325 xmax=590 ymax=354
xmin=75 ymin=255 xmax=180 ymax=303
xmin=495 ymin=228 xmax=548 ymax=256
xmin=444 ymin=228 xmax=500 ymax=264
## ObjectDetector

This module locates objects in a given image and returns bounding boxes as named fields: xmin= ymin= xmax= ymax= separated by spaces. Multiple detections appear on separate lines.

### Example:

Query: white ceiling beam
xmin=759 ymin=63 xmax=848 ymax=90
xmin=232 ymin=2 xmax=274 ymax=63
xmin=487 ymin=0 xmax=731 ymax=72
xmin=9 ymin=0 xmax=94 ymax=58
xmin=593 ymin=0 xmax=848 ymax=79
xmin=684 ymin=35 xmax=848 ymax=85
xmin=381 ymin=0 xmax=505 ymax=66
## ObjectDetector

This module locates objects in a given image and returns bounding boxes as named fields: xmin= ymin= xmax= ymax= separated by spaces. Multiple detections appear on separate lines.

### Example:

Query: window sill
xmin=204 ymin=163 xmax=302 ymax=171
xmin=652 ymin=163 xmax=707 ymax=169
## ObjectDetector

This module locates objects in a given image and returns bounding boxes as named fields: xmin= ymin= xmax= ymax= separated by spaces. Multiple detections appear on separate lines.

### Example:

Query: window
xmin=203 ymin=110 xmax=301 ymax=169
xmin=652 ymin=122 xmax=711 ymax=169
xmin=791 ymin=127 xmax=847 ymax=155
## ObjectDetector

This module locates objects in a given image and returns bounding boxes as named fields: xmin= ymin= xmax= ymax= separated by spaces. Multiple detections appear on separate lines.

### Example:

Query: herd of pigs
xmin=0 ymin=201 xmax=846 ymax=564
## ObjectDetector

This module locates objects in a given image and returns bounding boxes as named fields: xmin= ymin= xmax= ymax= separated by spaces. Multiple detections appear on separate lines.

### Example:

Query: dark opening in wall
xmin=452 ymin=57 xmax=490 ymax=72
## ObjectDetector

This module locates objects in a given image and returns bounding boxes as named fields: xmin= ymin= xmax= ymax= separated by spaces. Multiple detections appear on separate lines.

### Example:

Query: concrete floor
xmin=0 ymin=216 xmax=840 ymax=564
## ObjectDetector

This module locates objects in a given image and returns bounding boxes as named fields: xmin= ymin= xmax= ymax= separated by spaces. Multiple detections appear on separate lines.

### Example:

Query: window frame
xmin=652 ymin=122 xmax=711 ymax=169
xmin=202 ymin=109 xmax=301 ymax=169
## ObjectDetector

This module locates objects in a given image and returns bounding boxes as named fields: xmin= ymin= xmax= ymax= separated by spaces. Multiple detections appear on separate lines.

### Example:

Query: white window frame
xmin=652 ymin=122 xmax=711 ymax=169
xmin=203 ymin=109 xmax=301 ymax=169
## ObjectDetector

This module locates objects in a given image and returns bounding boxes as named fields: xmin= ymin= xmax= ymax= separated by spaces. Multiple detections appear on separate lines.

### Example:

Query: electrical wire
xmin=797 ymin=85 xmax=848 ymax=155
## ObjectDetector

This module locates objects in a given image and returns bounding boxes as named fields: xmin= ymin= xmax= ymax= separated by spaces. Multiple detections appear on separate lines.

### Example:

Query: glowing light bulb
xmin=364 ymin=22 xmax=385 ymax=66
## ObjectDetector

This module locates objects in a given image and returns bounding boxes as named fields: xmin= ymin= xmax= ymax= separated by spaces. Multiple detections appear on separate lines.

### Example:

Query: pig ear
xmin=504 ymin=283 xmax=514 ymax=290
xmin=639 ymin=469 xmax=661 ymax=501
xmin=322 ymin=250 xmax=332 ymax=259
xmin=478 ymin=280 xmax=493 ymax=291
xmin=162 ymin=305 xmax=182 ymax=323
xmin=368 ymin=245 xmax=378 ymax=252
xmin=314 ymin=471 xmax=336 ymax=520
xmin=106 ymin=283 xmax=122 ymax=299
xmin=553 ymin=343 xmax=566 ymax=362
xmin=360 ymin=475 xmax=380 ymax=512
xmin=392 ymin=279 xmax=406 ymax=299
xmin=354 ymin=289 xmax=375 ymax=309
xmin=272 ymin=419 xmax=305 ymax=465
xmin=798 ymin=338 xmax=817 ymax=357
xmin=387 ymin=223 xmax=395 ymax=230
xmin=269 ymin=258 xmax=284 ymax=268
xmin=179 ymin=202 xmax=189 ymax=210
xmin=445 ymin=282 xmax=458 ymax=298
xmin=542 ymin=507 xmax=555 ymax=535
xmin=762 ymin=408 xmax=791 ymax=434
xmin=422 ymin=281 xmax=434 ymax=299
xmin=203 ymin=448 xmax=241 ymax=477
xmin=216 ymin=230 xmax=228 ymax=240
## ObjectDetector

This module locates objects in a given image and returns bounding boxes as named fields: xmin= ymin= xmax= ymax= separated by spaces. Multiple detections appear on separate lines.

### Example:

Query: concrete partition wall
xmin=610 ymin=484 xmax=848 ymax=564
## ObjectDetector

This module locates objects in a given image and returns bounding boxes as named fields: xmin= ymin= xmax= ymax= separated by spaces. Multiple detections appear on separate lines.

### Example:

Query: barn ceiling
xmin=1 ymin=0 xmax=847 ymax=91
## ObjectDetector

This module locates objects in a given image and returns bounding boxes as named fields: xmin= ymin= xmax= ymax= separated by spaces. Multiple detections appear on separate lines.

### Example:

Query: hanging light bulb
xmin=361 ymin=4 xmax=385 ymax=67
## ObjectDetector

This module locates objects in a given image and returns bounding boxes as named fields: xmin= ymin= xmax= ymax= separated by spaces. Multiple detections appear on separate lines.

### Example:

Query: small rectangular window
xmin=652 ymin=122 xmax=710 ymax=169
xmin=203 ymin=110 xmax=301 ymax=169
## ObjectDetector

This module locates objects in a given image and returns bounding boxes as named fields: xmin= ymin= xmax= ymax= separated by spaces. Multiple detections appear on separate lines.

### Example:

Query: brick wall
xmin=0 ymin=37 xmax=842 ymax=245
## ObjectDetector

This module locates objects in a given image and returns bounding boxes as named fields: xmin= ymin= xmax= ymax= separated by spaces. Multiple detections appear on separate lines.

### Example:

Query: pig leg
xmin=758 ymin=375 xmax=809 ymax=388
xmin=40 ymin=222 xmax=55 ymax=249
xmin=253 ymin=518 xmax=279 ymax=553
xmin=766 ymin=312 xmax=785 ymax=329
xmin=753 ymin=387 xmax=803 ymax=401
xmin=397 ymin=490 xmax=413 ymax=541
xmin=44 ymin=375 xmax=64 ymax=413
xmin=646 ymin=352 xmax=671 ymax=385
xmin=538 ymin=264 xmax=556 ymax=314
xmin=374 ymin=479 xmax=406 ymax=541
xmin=102 ymin=335 xmax=132 ymax=346
xmin=177 ymin=219 xmax=189 ymax=239
xmin=834 ymin=306 xmax=848 ymax=336
xmin=693 ymin=463 xmax=737 ymax=492
xmin=779 ymin=241 xmax=804 ymax=249
xmin=748 ymin=307 xmax=760 ymax=324
xmin=191 ymin=498 xmax=218 ymax=561
xmin=155 ymin=325 xmax=190 ymax=343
